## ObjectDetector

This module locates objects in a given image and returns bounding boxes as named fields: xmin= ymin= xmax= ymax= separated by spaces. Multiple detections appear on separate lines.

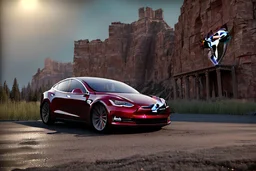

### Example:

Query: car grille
xmin=132 ymin=118 xmax=167 ymax=124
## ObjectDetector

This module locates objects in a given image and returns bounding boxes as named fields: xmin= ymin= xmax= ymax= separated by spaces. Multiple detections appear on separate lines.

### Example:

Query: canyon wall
xmin=31 ymin=58 xmax=73 ymax=90
xmin=73 ymin=7 xmax=174 ymax=90
xmin=172 ymin=0 xmax=256 ymax=99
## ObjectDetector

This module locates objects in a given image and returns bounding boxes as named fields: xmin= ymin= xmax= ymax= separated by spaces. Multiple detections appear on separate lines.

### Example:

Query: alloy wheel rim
xmin=42 ymin=103 xmax=49 ymax=123
xmin=92 ymin=106 xmax=107 ymax=131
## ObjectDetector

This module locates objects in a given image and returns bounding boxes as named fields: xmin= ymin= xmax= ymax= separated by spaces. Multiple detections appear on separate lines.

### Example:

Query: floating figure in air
xmin=201 ymin=25 xmax=231 ymax=66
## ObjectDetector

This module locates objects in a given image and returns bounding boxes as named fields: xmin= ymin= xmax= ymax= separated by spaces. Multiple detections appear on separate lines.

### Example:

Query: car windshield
xmin=84 ymin=78 xmax=139 ymax=93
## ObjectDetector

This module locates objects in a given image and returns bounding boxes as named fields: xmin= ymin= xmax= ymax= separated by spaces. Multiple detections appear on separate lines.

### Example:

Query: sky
xmin=1 ymin=0 xmax=183 ymax=88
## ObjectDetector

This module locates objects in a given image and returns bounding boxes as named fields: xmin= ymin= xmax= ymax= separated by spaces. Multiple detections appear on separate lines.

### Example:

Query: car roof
xmin=72 ymin=77 xmax=119 ymax=83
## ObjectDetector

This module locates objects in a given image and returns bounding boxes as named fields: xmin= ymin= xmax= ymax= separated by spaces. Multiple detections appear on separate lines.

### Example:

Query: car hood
xmin=107 ymin=93 xmax=158 ymax=106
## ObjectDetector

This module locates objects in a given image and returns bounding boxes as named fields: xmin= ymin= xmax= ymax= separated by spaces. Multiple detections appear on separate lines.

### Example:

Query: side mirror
xmin=71 ymin=88 xmax=83 ymax=94
xmin=84 ymin=91 xmax=90 ymax=97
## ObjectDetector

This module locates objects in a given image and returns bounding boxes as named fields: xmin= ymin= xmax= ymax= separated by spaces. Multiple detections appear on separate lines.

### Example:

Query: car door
xmin=66 ymin=79 xmax=91 ymax=120
xmin=51 ymin=79 xmax=71 ymax=119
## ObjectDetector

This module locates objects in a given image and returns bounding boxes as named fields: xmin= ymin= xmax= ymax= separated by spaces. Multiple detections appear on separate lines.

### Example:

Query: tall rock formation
xmin=31 ymin=58 xmax=73 ymax=90
xmin=74 ymin=7 xmax=174 ymax=90
xmin=172 ymin=0 xmax=256 ymax=99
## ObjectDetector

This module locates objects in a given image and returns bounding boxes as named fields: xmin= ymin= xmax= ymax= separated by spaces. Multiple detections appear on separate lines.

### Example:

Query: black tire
xmin=91 ymin=104 xmax=110 ymax=133
xmin=40 ymin=102 xmax=54 ymax=125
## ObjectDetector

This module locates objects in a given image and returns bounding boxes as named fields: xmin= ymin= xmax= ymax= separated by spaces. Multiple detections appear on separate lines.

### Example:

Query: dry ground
xmin=0 ymin=114 xmax=255 ymax=171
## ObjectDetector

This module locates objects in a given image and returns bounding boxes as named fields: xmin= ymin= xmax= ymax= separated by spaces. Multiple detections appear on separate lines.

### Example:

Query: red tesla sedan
xmin=40 ymin=77 xmax=171 ymax=132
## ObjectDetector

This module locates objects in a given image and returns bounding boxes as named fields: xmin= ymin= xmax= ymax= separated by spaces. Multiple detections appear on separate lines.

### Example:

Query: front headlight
xmin=160 ymin=98 xmax=166 ymax=106
xmin=109 ymin=99 xmax=134 ymax=107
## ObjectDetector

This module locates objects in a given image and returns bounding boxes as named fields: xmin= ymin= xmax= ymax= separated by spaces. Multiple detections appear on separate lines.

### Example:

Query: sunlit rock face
xmin=73 ymin=7 xmax=174 ymax=90
xmin=172 ymin=0 xmax=256 ymax=99
xmin=31 ymin=58 xmax=73 ymax=90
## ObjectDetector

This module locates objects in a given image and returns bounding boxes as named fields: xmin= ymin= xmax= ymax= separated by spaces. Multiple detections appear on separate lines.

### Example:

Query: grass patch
xmin=0 ymin=99 xmax=255 ymax=121
xmin=168 ymin=99 xmax=256 ymax=115
xmin=0 ymin=101 xmax=40 ymax=120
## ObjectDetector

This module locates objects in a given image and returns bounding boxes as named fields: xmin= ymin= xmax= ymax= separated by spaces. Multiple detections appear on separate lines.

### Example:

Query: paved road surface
xmin=0 ymin=114 xmax=256 ymax=171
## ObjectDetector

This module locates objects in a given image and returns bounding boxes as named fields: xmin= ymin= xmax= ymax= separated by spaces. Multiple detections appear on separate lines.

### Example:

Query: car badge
xmin=151 ymin=100 xmax=164 ymax=113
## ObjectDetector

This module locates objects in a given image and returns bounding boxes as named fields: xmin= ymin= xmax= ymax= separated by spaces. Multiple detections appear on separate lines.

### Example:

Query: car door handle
xmin=66 ymin=95 xmax=71 ymax=98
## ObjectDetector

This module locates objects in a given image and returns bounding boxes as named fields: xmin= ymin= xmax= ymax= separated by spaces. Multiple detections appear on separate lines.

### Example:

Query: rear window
xmin=84 ymin=78 xmax=139 ymax=93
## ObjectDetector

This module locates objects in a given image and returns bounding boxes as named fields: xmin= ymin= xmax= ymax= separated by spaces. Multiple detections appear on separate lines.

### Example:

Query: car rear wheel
xmin=40 ymin=102 xmax=54 ymax=125
xmin=91 ymin=104 xmax=109 ymax=133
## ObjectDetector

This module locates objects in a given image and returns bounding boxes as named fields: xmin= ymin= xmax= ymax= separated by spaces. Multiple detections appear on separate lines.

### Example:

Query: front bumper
xmin=108 ymin=106 xmax=171 ymax=127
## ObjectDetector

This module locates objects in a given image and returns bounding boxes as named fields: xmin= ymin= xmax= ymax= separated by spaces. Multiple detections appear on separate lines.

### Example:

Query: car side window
xmin=69 ymin=79 xmax=86 ymax=93
xmin=57 ymin=80 xmax=70 ymax=92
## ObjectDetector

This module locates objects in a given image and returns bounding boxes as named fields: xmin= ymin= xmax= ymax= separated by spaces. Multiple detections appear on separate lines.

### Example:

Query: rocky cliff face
xmin=74 ymin=7 xmax=174 ymax=90
xmin=172 ymin=0 xmax=256 ymax=99
xmin=31 ymin=58 xmax=73 ymax=90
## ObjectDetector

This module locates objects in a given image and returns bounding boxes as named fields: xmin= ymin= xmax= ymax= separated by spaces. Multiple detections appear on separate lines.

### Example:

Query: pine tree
xmin=0 ymin=83 xmax=3 ymax=102
xmin=26 ymin=82 xmax=32 ymax=101
xmin=20 ymin=86 xmax=26 ymax=101
xmin=0 ymin=83 xmax=8 ymax=103
xmin=38 ymin=86 xmax=43 ymax=101
xmin=32 ymin=88 xmax=38 ymax=102
xmin=46 ymin=80 xmax=52 ymax=90
xmin=41 ymin=84 xmax=46 ymax=92
xmin=3 ymin=81 xmax=10 ymax=98
xmin=28 ymin=89 xmax=34 ymax=102
xmin=10 ymin=78 xmax=20 ymax=101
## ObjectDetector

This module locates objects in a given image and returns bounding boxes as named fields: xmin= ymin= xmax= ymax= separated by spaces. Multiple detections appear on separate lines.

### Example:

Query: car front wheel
xmin=91 ymin=104 xmax=109 ymax=133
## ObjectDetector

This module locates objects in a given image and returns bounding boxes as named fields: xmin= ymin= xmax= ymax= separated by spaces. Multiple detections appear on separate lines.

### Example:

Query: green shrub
xmin=168 ymin=99 xmax=256 ymax=115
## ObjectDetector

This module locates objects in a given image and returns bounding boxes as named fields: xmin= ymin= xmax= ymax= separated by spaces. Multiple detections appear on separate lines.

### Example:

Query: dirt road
xmin=0 ymin=114 xmax=256 ymax=171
